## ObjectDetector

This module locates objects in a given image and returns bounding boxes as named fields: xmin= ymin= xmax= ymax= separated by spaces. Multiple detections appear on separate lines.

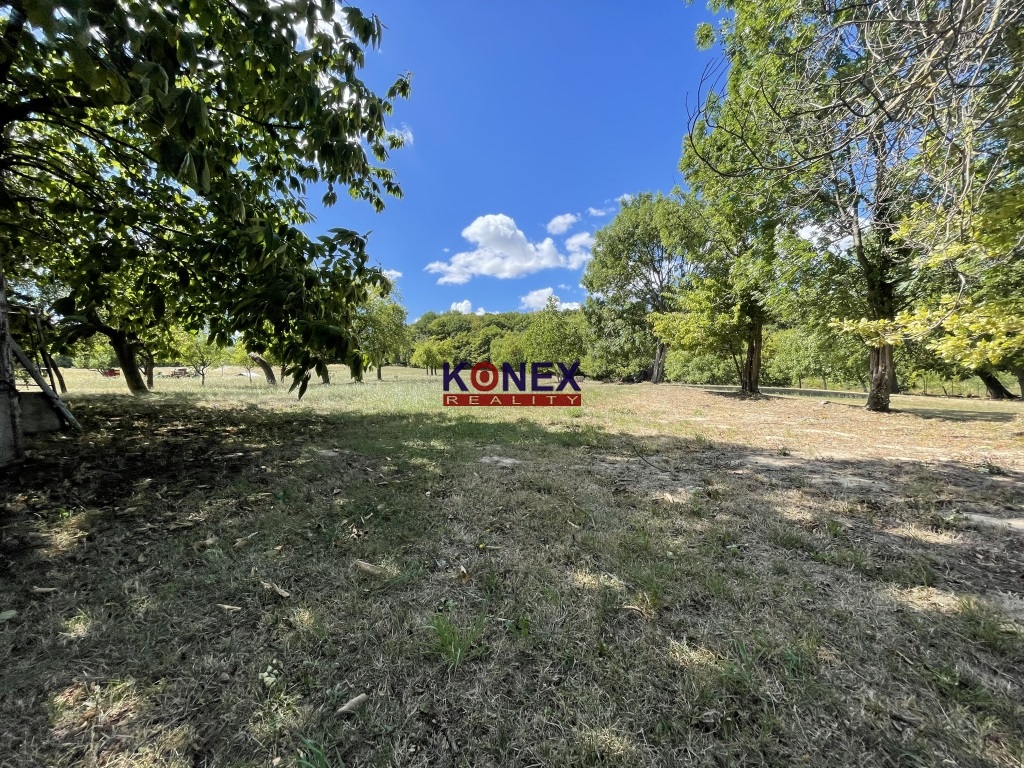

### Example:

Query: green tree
xmin=520 ymin=297 xmax=587 ymax=367
xmin=410 ymin=338 xmax=454 ymax=376
xmin=170 ymin=327 xmax=228 ymax=386
xmin=68 ymin=335 xmax=116 ymax=370
xmin=354 ymin=288 xmax=410 ymax=380
xmin=489 ymin=333 xmax=526 ymax=367
xmin=654 ymin=189 xmax=778 ymax=394
xmin=687 ymin=0 xmax=1022 ymax=410
xmin=582 ymin=193 xmax=691 ymax=382
xmin=0 ymin=0 xmax=410 ymax=461
xmin=229 ymin=342 xmax=257 ymax=381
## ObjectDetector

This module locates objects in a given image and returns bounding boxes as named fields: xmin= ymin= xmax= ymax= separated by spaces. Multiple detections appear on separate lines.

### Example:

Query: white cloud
xmin=519 ymin=287 xmax=581 ymax=312
xmin=450 ymin=300 xmax=487 ymax=315
xmin=546 ymin=213 xmax=579 ymax=235
xmin=382 ymin=269 xmax=403 ymax=281
xmin=565 ymin=231 xmax=595 ymax=269
xmin=557 ymin=283 xmax=572 ymax=290
xmin=587 ymin=206 xmax=613 ymax=217
xmin=426 ymin=214 xmax=567 ymax=284
xmin=386 ymin=123 xmax=414 ymax=146
xmin=520 ymin=287 xmax=556 ymax=311
xmin=442 ymin=247 xmax=450 ymax=253
xmin=617 ymin=193 xmax=633 ymax=205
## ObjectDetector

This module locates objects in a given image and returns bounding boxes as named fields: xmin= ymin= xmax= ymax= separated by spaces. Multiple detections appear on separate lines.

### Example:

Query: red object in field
xmin=99 ymin=368 xmax=120 ymax=378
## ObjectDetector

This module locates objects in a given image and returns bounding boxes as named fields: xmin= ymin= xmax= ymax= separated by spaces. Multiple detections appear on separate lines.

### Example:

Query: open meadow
xmin=2 ymin=368 xmax=1024 ymax=767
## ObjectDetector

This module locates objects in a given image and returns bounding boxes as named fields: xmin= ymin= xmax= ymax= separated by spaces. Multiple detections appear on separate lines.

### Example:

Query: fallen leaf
xmin=354 ymin=559 xmax=385 ymax=576
xmin=697 ymin=710 xmax=721 ymax=728
xmin=31 ymin=586 xmax=58 ymax=594
xmin=217 ymin=604 xmax=242 ymax=612
xmin=337 ymin=693 xmax=369 ymax=714
xmin=0 ymin=610 xmax=17 ymax=623
xmin=233 ymin=532 xmax=258 ymax=548
xmin=260 ymin=581 xmax=291 ymax=598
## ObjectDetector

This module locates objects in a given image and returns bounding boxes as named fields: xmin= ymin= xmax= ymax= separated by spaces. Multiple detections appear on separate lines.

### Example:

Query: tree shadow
xmin=893 ymin=406 xmax=1020 ymax=424
xmin=1 ymin=393 xmax=1022 ymax=766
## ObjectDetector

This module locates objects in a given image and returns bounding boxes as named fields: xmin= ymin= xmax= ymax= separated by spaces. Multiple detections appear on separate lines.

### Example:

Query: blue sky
xmin=308 ymin=1 xmax=719 ymax=319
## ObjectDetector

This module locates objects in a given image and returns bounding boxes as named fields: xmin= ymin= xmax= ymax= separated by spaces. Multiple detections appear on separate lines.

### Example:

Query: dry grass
xmin=2 ymin=368 xmax=1023 ymax=766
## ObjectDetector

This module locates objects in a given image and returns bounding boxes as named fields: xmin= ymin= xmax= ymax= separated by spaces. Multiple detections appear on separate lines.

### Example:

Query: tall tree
xmin=582 ymin=193 xmax=691 ymax=383
xmin=520 ymin=297 xmax=587 ymax=367
xmin=0 ymin=0 xmax=411 ymax=460
xmin=354 ymin=287 xmax=410 ymax=380
xmin=687 ymin=0 xmax=1022 ymax=410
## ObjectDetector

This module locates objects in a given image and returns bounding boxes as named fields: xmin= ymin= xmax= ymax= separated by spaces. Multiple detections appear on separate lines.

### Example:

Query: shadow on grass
xmin=892 ymin=406 xmax=1020 ymax=424
xmin=1 ymin=392 xmax=1022 ymax=767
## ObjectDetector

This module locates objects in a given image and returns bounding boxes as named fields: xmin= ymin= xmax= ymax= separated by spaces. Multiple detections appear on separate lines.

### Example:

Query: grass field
xmin=2 ymin=367 xmax=1024 ymax=767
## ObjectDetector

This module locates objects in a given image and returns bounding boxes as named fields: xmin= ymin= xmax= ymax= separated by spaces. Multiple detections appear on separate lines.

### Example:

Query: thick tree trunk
xmin=888 ymin=363 xmax=901 ymax=395
xmin=976 ymin=369 xmax=1017 ymax=399
xmin=107 ymin=331 xmax=150 ymax=395
xmin=376 ymin=365 xmax=382 ymax=381
xmin=866 ymin=345 xmax=893 ymax=412
xmin=739 ymin=324 xmax=763 ymax=395
xmin=650 ymin=342 xmax=667 ymax=384
xmin=249 ymin=353 xmax=277 ymax=385
xmin=320 ymin=368 xmax=331 ymax=385
xmin=0 ymin=261 xmax=25 ymax=466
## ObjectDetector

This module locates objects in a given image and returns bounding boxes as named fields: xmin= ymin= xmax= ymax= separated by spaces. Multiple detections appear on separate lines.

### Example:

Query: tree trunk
xmin=49 ymin=355 xmax=67 ymax=394
xmin=888 ymin=362 xmax=901 ymax=395
xmin=866 ymin=345 xmax=892 ymax=412
xmin=976 ymin=369 xmax=1017 ymax=399
xmin=41 ymin=347 xmax=65 ymax=394
xmin=650 ymin=342 xmax=667 ymax=384
xmin=107 ymin=331 xmax=150 ymax=395
xmin=377 ymin=365 xmax=383 ymax=381
xmin=739 ymin=324 xmax=763 ymax=395
xmin=0 ymin=260 xmax=25 ymax=466
xmin=249 ymin=353 xmax=277 ymax=385
xmin=141 ymin=351 xmax=155 ymax=389
xmin=1011 ymin=368 xmax=1024 ymax=398
xmin=320 ymin=368 xmax=331 ymax=385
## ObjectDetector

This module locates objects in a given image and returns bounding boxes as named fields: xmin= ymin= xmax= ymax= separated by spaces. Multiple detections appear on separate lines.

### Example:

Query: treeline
xmin=562 ymin=1 xmax=1023 ymax=411
xmin=406 ymin=299 xmax=587 ymax=375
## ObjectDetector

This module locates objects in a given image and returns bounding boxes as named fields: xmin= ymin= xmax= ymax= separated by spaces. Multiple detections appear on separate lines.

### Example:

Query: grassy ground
xmin=2 ymin=367 xmax=1024 ymax=767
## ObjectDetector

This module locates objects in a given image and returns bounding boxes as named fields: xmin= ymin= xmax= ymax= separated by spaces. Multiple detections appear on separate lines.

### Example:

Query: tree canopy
xmin=1 ymin=0 xmax=412 ymax=399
